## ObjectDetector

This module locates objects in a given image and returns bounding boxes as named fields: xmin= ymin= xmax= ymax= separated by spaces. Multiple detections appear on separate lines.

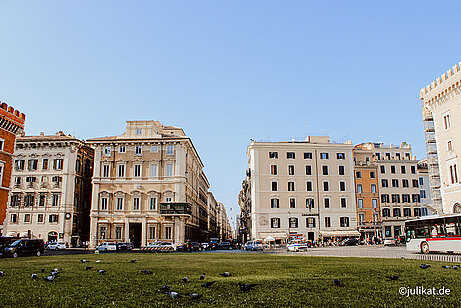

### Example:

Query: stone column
xmin=89 ymin=216 xmax=98 ymax=248
xmin=124 ymin=220 xmax=130 ymax=243
xmin=141 ymin=218 xmax=147 ymax=247
xmin=174 ymin=217 xmax=185 ymax=244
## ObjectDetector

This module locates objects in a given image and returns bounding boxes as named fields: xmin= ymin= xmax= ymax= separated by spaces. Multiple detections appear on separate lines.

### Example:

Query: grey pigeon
xmin=219 ymin=272 xmax=231 ymax=277
xmin=386 ymin=276 xmax=399 ymax=281
xmin=0 ymin=271 xmax=5 ymax=277
xmin=98 ymin=270 xmax=106 ymax=275
xmin=239 ymin=282 xmax=257 ymax=292
xmin=333 ymin=279 xmax=341 ymax=286
xmin=181 ymin=277 xmax=189 ymax=283
xmin=81 ymin=260 xmax=89 ymax=263
xmin=44 ymin=275 xmax=55 ymax=282
xmin=130 ymin=260 xmax=136 ymax=263
xmin=442 ymin=265 xmax=450 ymax=269
xmin=41 ymin=268 xmax=46 ymax=273
xmin=202 ymin=281 xmax=217 ymax=288
xmin=187 ymin=293 xmax=203 ymax=300
xmin=141 ymin=270 xmax=153 ymax=275
xmin=420 ymin=264 xmax=431 ymax=269
xmin=31 ymin=274 xmax=38 ymax=279
xmin=199 ymin=273 xmax=205 ymax=280
xmin=85 ymin=267 xmax=93 ymax=271
xmin=159 ymin=285 xmax=170 ymax=293
xmin=167 ymin=291 xmax=181 ymax=299
xmin=452 ymin=266 xmax=459 ymax=270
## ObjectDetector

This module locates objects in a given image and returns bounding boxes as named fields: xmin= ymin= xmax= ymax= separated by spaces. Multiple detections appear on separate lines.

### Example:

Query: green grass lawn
xmin=0 ymin=253 xmax=459 ymax=307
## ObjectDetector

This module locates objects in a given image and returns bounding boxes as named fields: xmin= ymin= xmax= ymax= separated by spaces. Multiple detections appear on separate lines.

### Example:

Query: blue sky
xmin=1 ymin=1 xmax=460 ymax=228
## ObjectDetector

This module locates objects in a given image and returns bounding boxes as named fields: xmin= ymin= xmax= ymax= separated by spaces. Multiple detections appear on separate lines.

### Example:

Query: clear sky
xmin=1 ymin=1 xmax=460 ymax=229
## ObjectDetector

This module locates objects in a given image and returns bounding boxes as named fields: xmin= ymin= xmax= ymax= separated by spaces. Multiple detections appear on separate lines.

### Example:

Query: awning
xmin=264 ymin=236 xmax=275 ymax=242
xmin=259 ymin=232 xmax=287 ymax=239
xmin=320 ymin=230 xmax=361 ymax=237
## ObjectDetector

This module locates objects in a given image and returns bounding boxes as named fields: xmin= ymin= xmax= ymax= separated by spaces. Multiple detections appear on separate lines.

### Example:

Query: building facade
xmin=417 ymin=159 xmax=434 ymax=216
xmin=237 ymin=171 xmax=251 ymax=243
xmin=362 ymin=142 xmax=422 ymax=238
xmin=420 ymin=63 xmax=461 ymax=214
xmin=3 ymin=132 xmax=94 ymax=246
xmin=246 ymin=136 xmax=359 ymax=244
xmin=207 ymin=192 xmax=218 ymax=239
xmin=87 ymin=121 xmax=211 ymax=248
xmin=353 ymin=144 xmax=381 ymax=239
xmin=0 ymin=102 xmax=25 ymax=235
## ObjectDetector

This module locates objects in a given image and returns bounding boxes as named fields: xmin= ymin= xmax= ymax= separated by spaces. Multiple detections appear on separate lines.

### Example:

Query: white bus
xmin=405 ymin=214 xmax=461 ymax=254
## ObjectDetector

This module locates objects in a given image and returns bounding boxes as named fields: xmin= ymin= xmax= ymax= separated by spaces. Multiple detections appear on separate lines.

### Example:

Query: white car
xmin=47 ymin=242 xmax=67 ymax=250
xmin=96 ymin=242 xmax=117 ymax=251
xmin=157 ymin=242 xmax=176 ymax=251
xmin=383 ymin=238 xmax=397 ymax=246
xmin=287 ymin=243 xmax=308 ymax=252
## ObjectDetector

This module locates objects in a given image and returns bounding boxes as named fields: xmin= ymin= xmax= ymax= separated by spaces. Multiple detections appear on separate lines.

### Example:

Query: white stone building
xmin=245 ymin=136 xmax=359 ymax=244
xmin=3 ymin=132 xmax=94 ymax=246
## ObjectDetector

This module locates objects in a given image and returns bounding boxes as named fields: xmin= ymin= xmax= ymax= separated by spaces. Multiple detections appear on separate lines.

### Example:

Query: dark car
xmin=340 ymin=238 xmax=359 ymax=246
xmin=191 ymin=242 xmax=202 ymax=251
xmin=215 ymin=242 xmax=233 ymax=250
xmin=116 ymin=242 xmax=133 ymax=251
xmin=2 ymin=239 xmax=45 ymax=258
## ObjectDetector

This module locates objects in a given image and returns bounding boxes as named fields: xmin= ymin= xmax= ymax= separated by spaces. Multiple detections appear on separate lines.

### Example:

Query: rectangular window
xmin=53 ymin=159 xmax=63 ymax=170
xmin=115 ymin=226 xmax=122 ymax=240
xmin=393 ymin=208 xmax=401 ymax=217
xmin=10 ymin=214 xmax=17 ymax=223
xmin=381 ymin=194 xmax=389 ymax=203
xmin=25 ymin=194 xmax=34 ymax=207
xmin=339 ymin=181 xmax=346 ymax=191
xmin=149 ymin=197 xmax=156 ymax=210
xmin=337 ymin=153 xmax=345 ymax=159
xmin=52 ymin=194 xmax=59 ymax=207
xmin=381 ymin=179 xmax=388 ymax=187
xmin=289 ymin=198 xmax=296 ymax=208
xmin=288 ymin=181 xmax=295 ymax=191
xmin=37 ymin=214 xmax=44 ymax=223
xmin=443 ymin=113 xmax=451 ymax=129
xmin=414 ymin=208 xmax=421 ymax=217
xmin=288 ymin=165 xmax=295 ymax=175
xmin=136 ymin=128 xmax=142 ymax=135
xmin=370 ymin=171 xmax=376 ymax=179
xmin=372 ymin=199 xmax=378 ymax=208
xmin=101 ymin=197 xmax=108 ymax=210
xmin=135 ymin=145 xmax=142 ymax=155
xmin=392 ymin=179 xmax=399 ymax=188
xmin=271 ymin=198 xmax=279 ymax=208
xmin=271 ymin=218 xmax=280 ymax=228
xmin=380 ymin=165 xmax=385 ymax=173
xmin=99 ymin=226 xmax=106 ymax=239
xmin=448 ymin=141 xmax=453 ymax=151
xmin=401 ymin=166 xmax=406 ymax=174
xmin=306 ymin=181 xmax=313 ymax=191
xmin=151 ymin=145 xmax=159 ymax=153
xmin=320 ymin=153 xmax=329 ymax=159
xmin=305 ymin=165 xmax=312 ymax=175
xmin=396 ymin=153 xmax=401 ymax=160
xmin=104 ymin=146 xmax=111 ymax=156
xmin=419 ymin=177 xmax=424 ymax=185
xmin=133 ymin=197 xmax=140 ymax=210
xmin=371 ymin=184 xmax=377 ymax=193
xmin=412 ymin=194 xmax=421 ymax=203
xmin=289 ymin=217 xmax=298 ymax=228
xmin=306 ymin=198 xmax=314 ymax=209
xmin=323 ymin=181 xmax=329 ymax=191
xmin=15 ymin=160 xmax=25 ymax=170
xmin=166 ymin=145 xmax=174 ymax=155
xmin=324 ymin=198 xmax=330 ymax=208
xmin=148 ymin=226 xmax=156 ymax=239
xmin=356 ymin=171 xmax=362 ymax=179
xmin=392 ymin=194 xmax=400 ymax=203
xmin=411 ymin=179 xmax=418 ymax=188
xmin=119 ymin=145 xmax=126 ymax=153
xmin=271 ymin=165 xmax=278 ymax=175
xmin=24 ymin=214 xmax=31 ymax=223
xmin=325 ymin=217 xmax=331 ymax=228
xmin=411 ymin=166 xmax=416 ymax=174
xmin=102 ymin=165 xmax=110 ymax=178
xmin=49 ymin=214 xmax=58 ymax=223
xmin=358 ymin=199 xmax=364 ymax=208
xmin=39 ymin=194 xmax=46 ymax=207
xmin=382 ymin=208 xmax=390 ymax=217
xmin=116 ymin=197 xmax=123 ymax=210
xmin=402 ymin=179 xmax=409 ymax=188
xmin=359 ymin=213 xmax=365 ymax=223
xmin=403 ymin=208 xmax=411 ymax=217
xmin=134 ymin=164 xmax=141 ymax=177
xmin=269 ymin=152 xmax=278 ymax=159
xmin=150 ymin=164 xmax=158 ymax=177
xmin=165 ymin=227 xmax=172 ymax=239
xmin=166 ymin=164 xmax=173 ymax=177
xmin=287 ymin=152 xmax=295 ymax=159
xmin=338 ymin=165 xmax=345 ymax=175
xmin=390 ymin=165 xmax=396 ymax=173
xmin=322 ymin=166 xmax=328 ymax=175
xmin=304 ymin=152 xmax=312 ymax=159
xmin=340 ymin=217 xmax=350 ymax=227
xmin=420 ymin=190 xmax=426 ymax=199
xmin=42 ymin=159 xmax=48 ymax=170
xmin=306 ymin=217 xmax=316 ymax=228
xmin=118 ymin=164 xmax=125 ymax=177
xmin=340 ymin=198 xmax=347 ymax=208
xmin=271 ymin=182 xmax=278 ymax=191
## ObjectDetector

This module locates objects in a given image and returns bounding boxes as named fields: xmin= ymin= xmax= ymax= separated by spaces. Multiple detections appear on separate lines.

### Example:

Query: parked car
xmin=191 ymin=242 xmax=202 ymax=251
xmin=244 ymin=240 xmax=264 ymax=251
xmin=47 ymin=242 xmax=67 ymax=250
xmin=287 ymin=242 xmax=308 ymax=252
xmin=116 ymin=242 xmax=133 ymax=251
xmin=201 ymin=242 xmax=210 ymax=250
xmin=96 ymin=242 xmax=118 ymax=252
xmin=209 ymin=238 xmax=219 ymax=250
xmin=2 ymin=239 xmax=45 ymax=258
xmin=383 ymin=238 xmax=397 ymax=246
xmin=156 ymin=242 xmax=176 ymax=251
xmin=215 ymin=242 xmax=233 ymax=250
xmin=340 ymin=238 xmax=359 ymax=246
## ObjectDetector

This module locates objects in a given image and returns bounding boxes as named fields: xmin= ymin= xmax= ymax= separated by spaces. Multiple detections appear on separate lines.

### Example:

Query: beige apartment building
xmin=87 ymin=121 xmax=211 ymax=248
xmin=246 ymin=136 xmax=359 ymax=244
xmin=361 ymin=142 xmax=422 ymax=238
xmin=420 ymin=62 xmax=461 ymax=214
xmin=3 ymin=132 xmax=94 ymax=246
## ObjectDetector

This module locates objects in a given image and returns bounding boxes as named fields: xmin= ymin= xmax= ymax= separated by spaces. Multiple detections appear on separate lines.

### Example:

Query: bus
xmin=405 ymin=214 xmax=461 ymax=254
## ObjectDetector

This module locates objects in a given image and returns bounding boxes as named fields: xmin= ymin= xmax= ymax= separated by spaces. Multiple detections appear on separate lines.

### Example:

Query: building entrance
xmin=129 ymin=223 xmax=142 ymax=248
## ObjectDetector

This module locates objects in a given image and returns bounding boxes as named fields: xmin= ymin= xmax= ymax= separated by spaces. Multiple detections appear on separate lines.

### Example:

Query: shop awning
xmin=320 ymin=230 xmax=361 ymax=237
xmin=259 ymin=232 xmax=287 ymax=239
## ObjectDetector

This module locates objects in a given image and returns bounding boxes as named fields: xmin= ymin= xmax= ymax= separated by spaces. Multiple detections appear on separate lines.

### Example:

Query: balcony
xmin=159 ymin=202 xmax=192 ymax=215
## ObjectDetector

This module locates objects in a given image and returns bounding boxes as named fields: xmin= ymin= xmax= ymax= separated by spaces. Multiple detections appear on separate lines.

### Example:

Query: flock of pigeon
xmin=419 ymin=264 xmax=461 ymax=270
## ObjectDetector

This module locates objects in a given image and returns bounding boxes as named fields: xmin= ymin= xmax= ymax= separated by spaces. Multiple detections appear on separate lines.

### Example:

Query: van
xmin=2 ymin=239 xmax=45 ymax=258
